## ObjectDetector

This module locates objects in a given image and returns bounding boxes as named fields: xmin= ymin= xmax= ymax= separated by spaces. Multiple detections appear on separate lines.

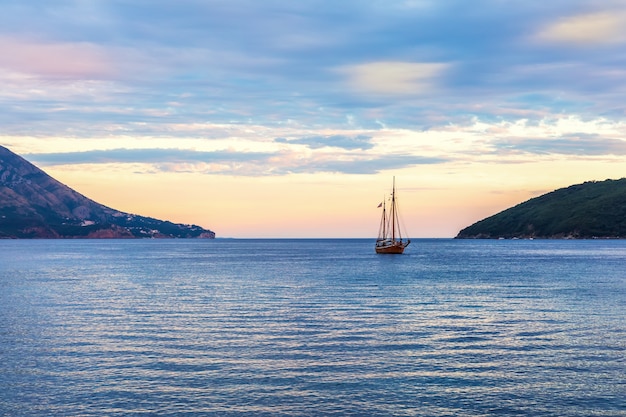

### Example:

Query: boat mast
xmin=391 ymin=176 xmax=396 ymax=240
xmin=382 ymin=198 xmax=386 ymax=239
xmin=377 ymin=197 xmax=387 ymax=241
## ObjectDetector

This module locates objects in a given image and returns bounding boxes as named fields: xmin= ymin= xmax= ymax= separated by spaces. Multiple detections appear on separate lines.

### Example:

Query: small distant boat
xmin=375 ymin=177 xmax=410 ymax=254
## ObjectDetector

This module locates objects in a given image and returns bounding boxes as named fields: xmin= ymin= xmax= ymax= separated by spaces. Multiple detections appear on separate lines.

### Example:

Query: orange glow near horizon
xmin=41 ymin=156 xmax=626 ymax=239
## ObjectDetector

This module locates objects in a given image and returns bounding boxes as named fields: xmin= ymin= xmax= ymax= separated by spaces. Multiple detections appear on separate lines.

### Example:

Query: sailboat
xmin=375 ymin=177 xmax=410 ymax=254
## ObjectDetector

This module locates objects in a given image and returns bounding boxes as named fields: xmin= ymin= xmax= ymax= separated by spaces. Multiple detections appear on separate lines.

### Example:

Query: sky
xmin=2 ymin=0 xmax=626 ymax=238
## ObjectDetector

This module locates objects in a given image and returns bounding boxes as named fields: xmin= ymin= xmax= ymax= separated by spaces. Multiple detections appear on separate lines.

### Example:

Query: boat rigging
xmin=375 ymin=177 xmax=410 ymax=254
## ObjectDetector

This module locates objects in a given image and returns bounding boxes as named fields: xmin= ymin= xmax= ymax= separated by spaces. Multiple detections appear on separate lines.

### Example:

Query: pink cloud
xmin=0 ymin=36 xmax=116 ymax=79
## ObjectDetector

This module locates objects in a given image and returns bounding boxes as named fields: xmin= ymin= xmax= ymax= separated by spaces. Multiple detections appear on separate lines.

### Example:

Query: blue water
xmin=1 ymin=239 xmax=624 ymax=416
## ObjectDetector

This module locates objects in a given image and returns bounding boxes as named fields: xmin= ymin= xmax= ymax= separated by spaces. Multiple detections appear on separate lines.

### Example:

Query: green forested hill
xmin=456 ymin=178 xmax=626 ymax=239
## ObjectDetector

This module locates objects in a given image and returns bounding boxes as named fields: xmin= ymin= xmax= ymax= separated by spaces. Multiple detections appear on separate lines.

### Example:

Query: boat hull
xmin=375 ymin=240 xmax=409 ymax=254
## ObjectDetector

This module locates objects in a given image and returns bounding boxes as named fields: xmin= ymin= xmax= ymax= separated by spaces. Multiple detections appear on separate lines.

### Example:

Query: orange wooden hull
xmin=375 ymin=240 xmax=410 ymax=254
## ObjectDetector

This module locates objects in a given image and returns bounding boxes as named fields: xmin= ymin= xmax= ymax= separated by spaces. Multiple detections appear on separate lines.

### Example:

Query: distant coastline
xmin=1 ymin=145 xmax=215 ymax=239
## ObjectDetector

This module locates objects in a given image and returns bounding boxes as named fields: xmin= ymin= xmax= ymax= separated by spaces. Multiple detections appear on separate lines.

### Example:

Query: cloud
xmin=0 ymin=36 xmax=116 ymax=79
xmin=274 ymin=134 xmax=374 ymax=150
xmin=534 ymin=11 xmax=626 ymax=45
xmin=25 ymin=148 xmax=268 ymax=165
xmin=2 ymin=1 xmax=626 ymax=152
xmin=338 ymin=61 xmax=449 ymax=96
xmin=24 ymin=147 xmax=449 ymax=176
xmin=292 ymin=154 xmax=449 ymax=175
xmin=493 ymin=134 xmax=626 ymax=156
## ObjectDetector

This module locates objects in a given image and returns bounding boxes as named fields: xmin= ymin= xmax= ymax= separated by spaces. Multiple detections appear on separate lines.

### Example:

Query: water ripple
xmin=1 ymin=239 xmax=625 ymax=416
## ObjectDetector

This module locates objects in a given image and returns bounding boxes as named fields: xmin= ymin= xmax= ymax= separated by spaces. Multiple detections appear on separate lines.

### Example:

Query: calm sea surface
xmin=1 ymin=239 xmax=624 ymax=416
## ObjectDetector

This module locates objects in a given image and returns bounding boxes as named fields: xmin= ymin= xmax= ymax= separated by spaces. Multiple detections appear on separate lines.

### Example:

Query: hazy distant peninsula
xmin=0 ymin=145 xmax=215 ymax=239
xmin=456 ymin=178 xmax=626 ymax=239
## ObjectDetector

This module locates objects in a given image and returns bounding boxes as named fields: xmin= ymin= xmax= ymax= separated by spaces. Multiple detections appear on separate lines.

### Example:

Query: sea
xmin=0 ymin=239 xmax=624 ymax=417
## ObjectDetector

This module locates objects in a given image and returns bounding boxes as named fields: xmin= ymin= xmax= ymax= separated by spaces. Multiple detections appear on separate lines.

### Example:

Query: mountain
xmin=456 ymin=178 xmax=626 ymax=239
xmin=0 ymin=145 xmax=215 ymax=239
